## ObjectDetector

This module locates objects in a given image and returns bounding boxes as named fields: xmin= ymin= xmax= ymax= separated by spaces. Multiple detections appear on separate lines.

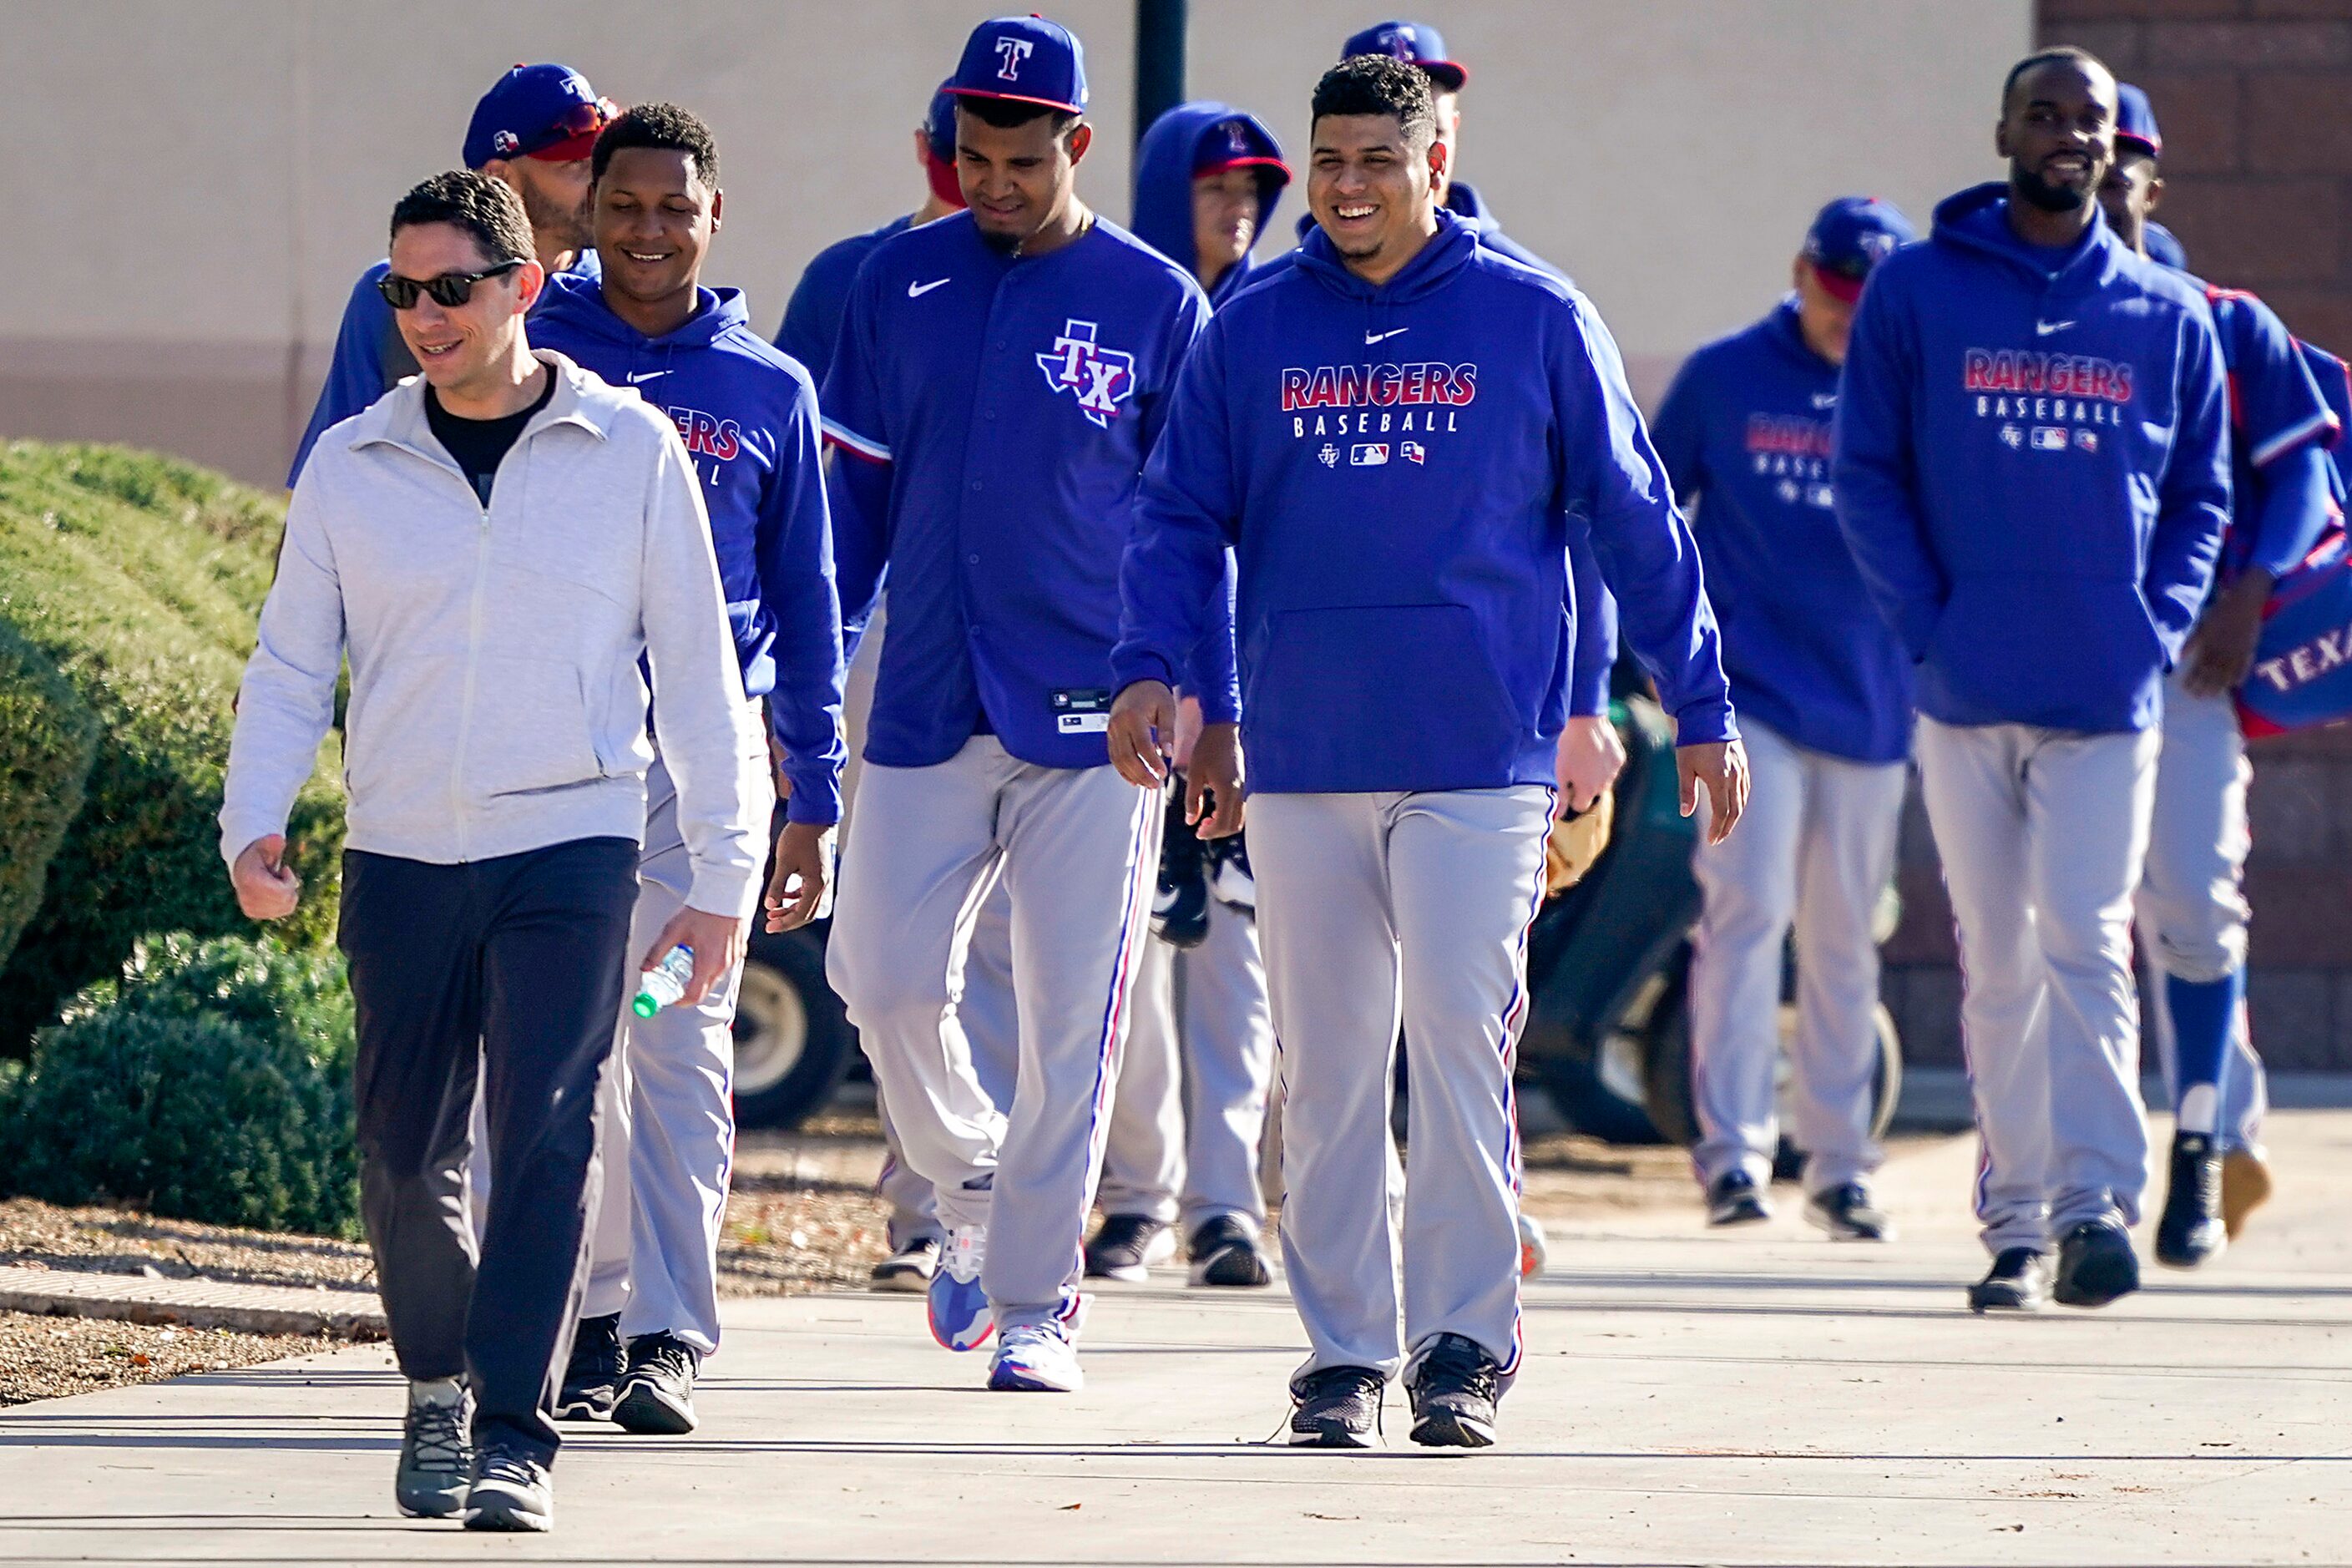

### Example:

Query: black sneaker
xmin=870 ymin=1236 xmax=941 ymax=1292
xmin=554 ymin=1313 xmax=621 ymax=1421
xmin=1804 ymin=1182 xmax=1893 ymax=1242
xmin=2155 ymin=1130 xmax=2227 ymax=1270
xmin=1705 ymin=1170 xmax=1773 ymax=1227
xmin=1152 ymin=791 xmax=1211 ymax=949
xmin=1186 ymin=1215 xmax=1272 ymax=1287
xmin=463 ymin=1440 xmax=552 ymax=1533
xmin=1406 ymin=1333 xmax=1502 ymax=1449
xmin=1288 ymin=1365 xmax=1385 ymax=1448
xmin=613 ymin=1332 xmax=700 ymax=1435
xmin=2053 ymin=1220 xmax=2140 ymax=1308
xmin=1967 ymin=1247 xmax=2050 ymax=1313
xmin=1085 ymin=1213 xmax=1175 ymax=1281
xmin=394 ymin=1381 xmax=472 ymax=1519
xmin=1204 ymin=827 xmax=1256 ymax=910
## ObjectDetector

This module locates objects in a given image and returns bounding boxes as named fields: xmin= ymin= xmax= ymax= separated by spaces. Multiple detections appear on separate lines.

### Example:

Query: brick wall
xmin=1884 ymin=0 xmax=2352 ymax=1072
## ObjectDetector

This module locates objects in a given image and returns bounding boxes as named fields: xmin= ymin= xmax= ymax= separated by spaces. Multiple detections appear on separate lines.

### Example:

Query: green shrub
xmin=0 ymin=935 xmax=361 ymax=1237
xmin=0 ymin=621 xmax=99 ymax=967
xmin=0 ymin=441 xmax=345 ymax=1052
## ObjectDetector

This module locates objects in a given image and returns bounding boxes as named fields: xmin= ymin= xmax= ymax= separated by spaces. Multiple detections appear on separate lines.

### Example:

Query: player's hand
xmin=1677 ymin=739 xmax=1750 ymax=847
xmin=1171 ymin=695 xmax=1207 ymax=773
xmin=643 ymin=905 xmax=747 ymax=1009
xmin=762 ymin=821 xmax=832 ymax=933
xmin=1187 ymin=721 xmax=1247 ymax=838
xmin=1108 ymin=679 xmax=1177 ymax=788
xmin=230 ymin=835 xmax=301 ymax=921
xmin=2181 ymin=569 xmax=2271 ymax=699
xmin=1555 ymin=714 xmax=1626 ymax=816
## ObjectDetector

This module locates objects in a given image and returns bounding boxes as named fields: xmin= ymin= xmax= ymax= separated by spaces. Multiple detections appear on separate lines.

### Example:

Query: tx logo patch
xmin=1038 ymin=320 xmax=1136 ymax=430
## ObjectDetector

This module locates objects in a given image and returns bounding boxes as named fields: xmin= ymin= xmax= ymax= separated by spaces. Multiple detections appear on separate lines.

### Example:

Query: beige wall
xmin=0 ymin=0 xmax=2029 ymax=485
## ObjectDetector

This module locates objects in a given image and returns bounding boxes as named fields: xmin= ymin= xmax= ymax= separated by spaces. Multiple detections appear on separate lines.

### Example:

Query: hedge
xmin=0 ymin=441 xmax=345 ymax=1051
xmin=0 ymin=935 xmax=362 ymax=1237
xmin=0 ymin=620 xmax=99 ymax=967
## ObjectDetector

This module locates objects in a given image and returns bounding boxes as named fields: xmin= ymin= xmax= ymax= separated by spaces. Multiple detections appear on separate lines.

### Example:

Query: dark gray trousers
xmin=338 ymin=837 xmax=639 ymax=1464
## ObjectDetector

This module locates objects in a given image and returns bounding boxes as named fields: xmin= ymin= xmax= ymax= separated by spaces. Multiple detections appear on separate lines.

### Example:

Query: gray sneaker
xmin=463 ymin=1442 xmax=553 ymax=1533
xmin=395 ymin=1381 xmax=472 ymax=1520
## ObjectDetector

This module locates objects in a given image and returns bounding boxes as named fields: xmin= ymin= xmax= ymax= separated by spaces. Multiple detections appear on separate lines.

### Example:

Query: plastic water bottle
xmin=633 ymin=945 xmax=695 ymax=1018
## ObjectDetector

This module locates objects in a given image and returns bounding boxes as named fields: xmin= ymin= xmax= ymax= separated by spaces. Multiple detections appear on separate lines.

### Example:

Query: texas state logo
xmin=1038 ymin=320 xmax=1136 ymax=430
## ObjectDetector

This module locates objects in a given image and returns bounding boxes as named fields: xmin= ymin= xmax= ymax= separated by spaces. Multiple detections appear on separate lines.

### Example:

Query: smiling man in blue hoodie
xmin=528 ymin=104 xmax=846 ymax=1435
xmin=1110 ymin=55 xmax=1743 ymax=1451
xmin=1652 ymin=195 xmax=1918 ymax=1243
xmin=1834 ymin=48 xmax=2231 ymax=1315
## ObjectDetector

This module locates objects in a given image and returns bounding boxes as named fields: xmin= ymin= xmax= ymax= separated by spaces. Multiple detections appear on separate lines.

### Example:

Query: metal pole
xmin=1135 ymin=0 xmax=1188 ymax=146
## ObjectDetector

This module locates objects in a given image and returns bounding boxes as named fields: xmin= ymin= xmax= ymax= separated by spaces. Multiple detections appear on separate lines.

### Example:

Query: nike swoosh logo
xmin=1810 ymin=392 xmax=1838 ymax=410
xmin=2035 ymin=320 xmax=2075 ymax=336
xmin=1152 ymin=887 xmax=1181 ymax=915
xmin=626 ymin=370 xmax=668 ymax=383
xmin=1364 ymin=327 xmax=1409 ymax=344
xmin=908 ymin=277 xmax=952 ymax=297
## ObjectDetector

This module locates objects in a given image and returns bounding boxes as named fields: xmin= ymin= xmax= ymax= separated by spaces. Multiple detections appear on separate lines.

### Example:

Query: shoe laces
xmin=1414 ymin=1335 xmax=1500 ymax=1402
xmin=999 ymin=1320 xmax=1072 ymax=1359
xmin=943 ymin=1225 xmax=986 ymax=1284
xmin=1294 ymin=1365 xmax=1383 ymax=1405
xmin=403 ymin=1398 xmax=469 ymax=1474
xmin=475 ymin=1446 xmax=544 ymax=1489
xmin=632 ymin=1334 xmax=697 ymax=1383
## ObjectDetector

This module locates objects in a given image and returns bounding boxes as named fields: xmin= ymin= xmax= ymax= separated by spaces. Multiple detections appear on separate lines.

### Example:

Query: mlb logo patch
xmin=1350 ymin=443 xmax=1390 ymax=466
xmin=2030 ymin=426 xmax=2067 ymax=451
xmin=1403 ymin=442 xmax=1426 ymax=464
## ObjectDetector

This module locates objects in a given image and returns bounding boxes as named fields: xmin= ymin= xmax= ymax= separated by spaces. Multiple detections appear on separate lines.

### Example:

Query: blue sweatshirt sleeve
xmin=1649 ymin=357 xmax=1708 ymax=509
xmin=2220 ymin=294 xmax=2339 ymax=579
xmin=2245 ymin=445 xmax=2335 ymax=582
xmin=1147 ymin=286 xmax=1232 ymax=719
xmin=760 ymin=376 xmax=849 ymax=826
xmin=818 ymin=263 xmax=893 ymax=645
xmin=775 ymin=261 xmax=838 ymax=389
xmin=1567 ymin=527 xmax=1618 ymax=717
xmin=287 ymin=264 xmax=393 ymax=487
xmin=2147 ymin=306 xmax=2233 ymax=658
xmin=1552 ymin=297 xmax=1734 ymax=745
xmin=1832 ymin=271 xmax=1945 ymax=660
xmin=1115 ymin=313 xmax=1239 ymax=701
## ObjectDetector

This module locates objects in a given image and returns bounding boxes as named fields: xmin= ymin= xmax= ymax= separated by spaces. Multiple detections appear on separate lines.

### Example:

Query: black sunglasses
xmin=377 ymin=260 xmax=525 ymax=311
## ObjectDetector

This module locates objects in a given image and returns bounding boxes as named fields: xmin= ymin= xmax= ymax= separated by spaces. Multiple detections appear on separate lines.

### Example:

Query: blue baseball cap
xmin=1802 ymin=195 xmax=1915 ymax=302
xmin=2116 ymin=82 xmax=2162 ymax=158
xmin=1341 ymin=20 xmax=1469 ymax=91
xmin=1196 ymin=114 xmax=1289 ymax=185
xmin=945 ymin=15 xmax=1089 ymax=115
xmin=462 ymin=63 xmax=615 ymax=169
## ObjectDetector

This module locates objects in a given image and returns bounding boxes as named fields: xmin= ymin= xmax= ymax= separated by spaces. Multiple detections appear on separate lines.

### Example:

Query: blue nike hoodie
xmin=531 ymin=271 xmax=847 ymax=823
xmin=1114 ymin=211 xmax=1732 ymax=795
xmin=1834 ymin=184 xmax=2230 ymax=736
xmin=1653 ymin=298 xmax=1914 ymax=764
xmin=1132 ymin=103 xmax=1287 ymax=307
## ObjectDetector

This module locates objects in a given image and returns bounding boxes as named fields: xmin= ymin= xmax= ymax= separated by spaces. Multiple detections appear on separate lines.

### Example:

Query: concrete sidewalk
xmin=3 ymin=1116 xmax=2349 ymax=1566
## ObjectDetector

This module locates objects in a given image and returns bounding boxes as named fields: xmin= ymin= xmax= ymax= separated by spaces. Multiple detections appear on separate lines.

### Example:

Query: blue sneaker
xmin=928 ymin=1225 xmax=994 ymax=1352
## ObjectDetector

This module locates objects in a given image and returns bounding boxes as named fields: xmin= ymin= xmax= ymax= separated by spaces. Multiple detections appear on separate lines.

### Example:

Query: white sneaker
xmin=928 ymin=1225 xmax=994 ymax=1351
xmin=988 ymin=1320 xmax=1084 ymax=1393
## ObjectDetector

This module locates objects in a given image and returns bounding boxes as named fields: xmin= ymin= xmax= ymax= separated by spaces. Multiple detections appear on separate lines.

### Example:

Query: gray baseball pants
xmin=1690 ymin=720 xmax=1905 ymax=1193
xmin=1097 ymin=898 xmax=1276 ymax=1237
xmin=827 ymin=737 xmax=1160 ymax=1333
xmin=1251 ymin=786 xmax=1550 ymax=1387
xmin=2137 ymin=671 xmax=2267 ymax=1151
xmin=1915 ymin=717 xmax=2159 ymax=1255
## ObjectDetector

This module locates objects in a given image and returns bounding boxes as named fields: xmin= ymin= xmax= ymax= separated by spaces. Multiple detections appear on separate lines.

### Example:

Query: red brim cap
xmin=942 ymin=84 xmax=1086 ymax=115
xmin=1813 ymin=262 xmax=1867 ymax=304
xmin=1419 ymin=60 xmax=1469 ymax=90
xmin=1197 ymin=154 xmax=1292 ymax=185
xmin=925 ymin=151 xmax=967 ymax=210
xmin=526 ymin=127 xmax=602 ymax=162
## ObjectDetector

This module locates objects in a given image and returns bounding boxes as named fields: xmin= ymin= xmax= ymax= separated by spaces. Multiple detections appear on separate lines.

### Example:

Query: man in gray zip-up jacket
xmin=221 ymin=172 xmax=763 ymax=1535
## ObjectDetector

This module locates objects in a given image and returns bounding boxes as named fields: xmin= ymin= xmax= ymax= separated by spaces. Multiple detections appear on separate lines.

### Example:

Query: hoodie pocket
xmin=470 ymin=656 xmax=609 ymax=798
xmin=1924 ymin=574 xmax=2163 ymax=726
xmin=1246 ymin=604 xmax=1524 ymax=786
